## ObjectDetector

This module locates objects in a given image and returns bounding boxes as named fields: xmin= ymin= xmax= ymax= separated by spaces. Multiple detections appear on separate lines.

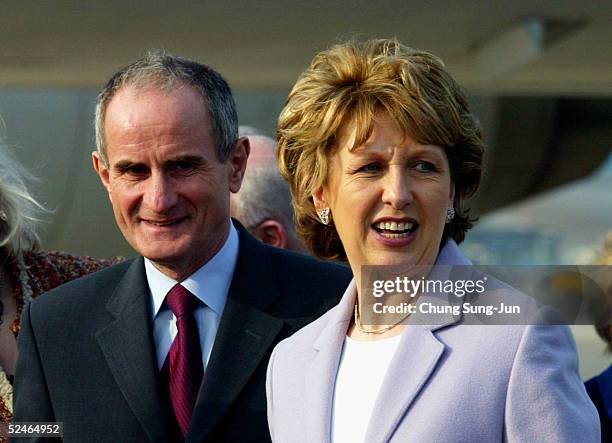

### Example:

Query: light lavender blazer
xmin=266 ymin=240 xmax=600 ymax=442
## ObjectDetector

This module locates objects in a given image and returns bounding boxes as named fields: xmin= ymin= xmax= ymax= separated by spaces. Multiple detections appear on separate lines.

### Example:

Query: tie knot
xmin=165 ymin=284 xmax=199 ymax=318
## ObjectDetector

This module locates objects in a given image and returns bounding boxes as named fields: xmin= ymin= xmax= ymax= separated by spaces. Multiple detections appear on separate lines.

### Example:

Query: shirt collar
xmin=145 ymin=222 xmax=239 ymax=318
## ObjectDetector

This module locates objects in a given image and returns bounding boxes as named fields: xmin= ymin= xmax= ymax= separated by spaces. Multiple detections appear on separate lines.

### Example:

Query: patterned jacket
xmin=0 ymin=251 xmax=117 ymax=432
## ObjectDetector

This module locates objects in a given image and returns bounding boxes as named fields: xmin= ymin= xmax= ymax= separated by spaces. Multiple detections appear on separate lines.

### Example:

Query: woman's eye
xmin=415 ymin=161 xmax=436 ymax=172
xmin=358 ymin=163 xmax=382 ymax=173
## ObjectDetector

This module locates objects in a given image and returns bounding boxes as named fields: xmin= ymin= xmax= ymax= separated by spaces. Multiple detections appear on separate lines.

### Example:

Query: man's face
xmin=93 ymin=84 xmax=247 ymax=280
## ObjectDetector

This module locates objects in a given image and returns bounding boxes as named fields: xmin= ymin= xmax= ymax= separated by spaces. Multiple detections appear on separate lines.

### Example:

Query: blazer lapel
xmin=187 ymin=224 xmax=285 ymax=441
xmin=365 ymin=240 xmax=470 ymax=443
xmin=364 ymin=322 xmax=449 ymax=443
xmin=305 ymin=280 xmax=357 ymax=443
xmin=96 ymin=258 xmax=168 ymax=442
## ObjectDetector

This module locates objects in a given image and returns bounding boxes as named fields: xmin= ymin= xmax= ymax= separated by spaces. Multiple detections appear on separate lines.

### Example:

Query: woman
xmin=0 ymin=140 xmax=117 ymax=427
xmin=266 ymin=39 xmax=599 ymax=442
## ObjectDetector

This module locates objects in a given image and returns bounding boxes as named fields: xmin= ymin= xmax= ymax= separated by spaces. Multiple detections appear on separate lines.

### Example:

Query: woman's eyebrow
xmin=409 ymin=145 xmax=446 ymax=158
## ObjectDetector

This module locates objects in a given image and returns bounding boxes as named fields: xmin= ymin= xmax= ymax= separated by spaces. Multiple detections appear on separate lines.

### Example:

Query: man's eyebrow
xmin=113 ymin=159 xmax=141 ymax=171
xmin=165 ymin=155 xmax=207 ymax=166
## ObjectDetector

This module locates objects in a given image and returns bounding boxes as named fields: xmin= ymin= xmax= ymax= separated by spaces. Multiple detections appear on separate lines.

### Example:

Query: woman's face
xmin=314 ymin=111 xmax=454 ymax=271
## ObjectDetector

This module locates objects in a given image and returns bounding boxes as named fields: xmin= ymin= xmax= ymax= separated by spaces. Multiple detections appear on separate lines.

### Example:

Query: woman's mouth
xmin=372 ymin=221 xmax=418 ymax=239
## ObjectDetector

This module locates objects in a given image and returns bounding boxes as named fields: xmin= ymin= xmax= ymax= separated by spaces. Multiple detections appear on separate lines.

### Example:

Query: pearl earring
xmin=319 ymin=208 xmax=330 ymax=225
xmin=446 ymin=207 xmax=455 ymax=223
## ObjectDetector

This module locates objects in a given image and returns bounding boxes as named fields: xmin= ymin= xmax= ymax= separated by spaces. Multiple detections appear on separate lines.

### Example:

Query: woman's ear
xmin=312 ymin=186 xmax=329 ymax=213
xmin=448 ymin=184 xmax=456 ymax=208
xmin=312 ymin=186 xmax=332 ymax=225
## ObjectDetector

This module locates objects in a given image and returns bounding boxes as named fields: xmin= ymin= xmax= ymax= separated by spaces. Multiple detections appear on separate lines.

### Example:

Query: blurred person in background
xmin=230 ymin=126 xmax=306 ymax=252
xmin=266 ymin=38 xmax=599 ymax=442
xmin=0 ymin=139 xmax=116 ymax=429
xmin=586 ymin=231 xmax=612 ymax=440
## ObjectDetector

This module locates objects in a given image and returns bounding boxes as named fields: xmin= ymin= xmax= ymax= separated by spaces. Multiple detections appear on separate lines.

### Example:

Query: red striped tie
xmin=165 ymin=284 xmax=203 ymax=438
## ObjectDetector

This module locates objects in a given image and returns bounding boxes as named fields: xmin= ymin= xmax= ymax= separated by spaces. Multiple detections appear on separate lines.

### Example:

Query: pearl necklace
xmin=353 ymin=302 xmax=411 ymax=334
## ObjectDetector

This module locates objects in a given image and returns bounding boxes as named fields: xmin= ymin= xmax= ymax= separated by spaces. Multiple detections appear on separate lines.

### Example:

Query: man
xmin=230 ymin=126 xmax=307 ymax=252
xmin=13 ymin=52 xmax=350 ymax=442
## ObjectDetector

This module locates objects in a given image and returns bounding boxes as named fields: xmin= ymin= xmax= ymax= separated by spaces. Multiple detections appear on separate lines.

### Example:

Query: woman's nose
xmin=382 ymin=168 xmax=413 ymax=210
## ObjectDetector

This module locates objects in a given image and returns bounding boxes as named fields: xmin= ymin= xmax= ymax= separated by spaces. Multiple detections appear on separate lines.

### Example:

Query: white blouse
xmin=331 ymin=334 xmax=402 ymax=443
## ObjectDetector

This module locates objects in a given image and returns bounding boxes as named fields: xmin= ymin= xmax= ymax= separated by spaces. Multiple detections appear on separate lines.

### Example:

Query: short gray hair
xmin=233 ymin=166 xmax=295 ymax=229
xmin=233 ymin=126 xmax=294 ymax=229
xmin=95 ymin=50 xmax=238 ymax=164
xmin=237 ymin=125 xmax=264 ymax=137
xmin=0 ymin=139 xmax=46 ymax=259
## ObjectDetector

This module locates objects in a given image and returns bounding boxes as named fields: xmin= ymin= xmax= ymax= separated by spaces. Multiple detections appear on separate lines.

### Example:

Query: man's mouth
xmin=372 ymin=221 xmax=418 ymax=239
xmin=142 ymin=217 xmax=186 ymax=227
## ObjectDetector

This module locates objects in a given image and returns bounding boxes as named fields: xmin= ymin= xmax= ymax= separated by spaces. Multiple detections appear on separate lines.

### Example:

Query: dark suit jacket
xmin=13 ymin=222 xmax=351 ymax=442
xmin=585 ymin=364 xmax=611 ymax=442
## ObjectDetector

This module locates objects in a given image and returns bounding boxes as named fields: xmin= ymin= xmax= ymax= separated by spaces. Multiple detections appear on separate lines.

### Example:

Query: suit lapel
xmin=187 ymin=223 xmax=285 ymax=441
xmin=187 ymin=298 xmax=284 ymax=440
xmin=305 ymin=280 xmax=357 ymax=443
xmin=96 ymin=258 xmax=169 ymax=442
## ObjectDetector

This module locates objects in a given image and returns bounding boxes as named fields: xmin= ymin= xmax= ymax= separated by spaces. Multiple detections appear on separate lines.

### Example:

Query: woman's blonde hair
xmin=0 ymin=139 xmax=45 ymax=261
xmin=277 ymin=38 xmax=484 ymax=260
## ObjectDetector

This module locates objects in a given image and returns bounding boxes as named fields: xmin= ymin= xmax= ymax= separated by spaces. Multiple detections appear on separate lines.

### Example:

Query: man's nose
xmin=143 ymin=172 xmax=178 ymax=213
xmin=382 ymin=168 xmax=413 ymax=210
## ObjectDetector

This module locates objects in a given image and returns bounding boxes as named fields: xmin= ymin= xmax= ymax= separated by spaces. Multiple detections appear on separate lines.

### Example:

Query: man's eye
xmin=171 ymin=162 xmax=194 ymax=172
xmin=123 ymin=165 xmax=148 ymax=175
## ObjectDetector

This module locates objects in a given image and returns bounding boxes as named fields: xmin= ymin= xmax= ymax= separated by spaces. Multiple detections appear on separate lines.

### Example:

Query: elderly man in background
xmin=230 ymin=126 xmax=306 ymax=253
xmin=13 ymin=52 xmax=350 ymax=442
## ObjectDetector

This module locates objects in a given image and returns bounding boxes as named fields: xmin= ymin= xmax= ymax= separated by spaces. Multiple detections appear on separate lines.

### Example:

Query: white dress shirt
xmin=145 ymin=222 xmax=239 ymax=370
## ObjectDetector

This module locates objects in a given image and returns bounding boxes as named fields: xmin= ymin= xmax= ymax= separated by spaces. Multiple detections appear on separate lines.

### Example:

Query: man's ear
xmin=92 ymin=151 xmax=111 ymax=195
xmin=228 ymin=137 xmax=250 ymax=193
xmin=252 ymin=219 xmax=288 ymax=249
